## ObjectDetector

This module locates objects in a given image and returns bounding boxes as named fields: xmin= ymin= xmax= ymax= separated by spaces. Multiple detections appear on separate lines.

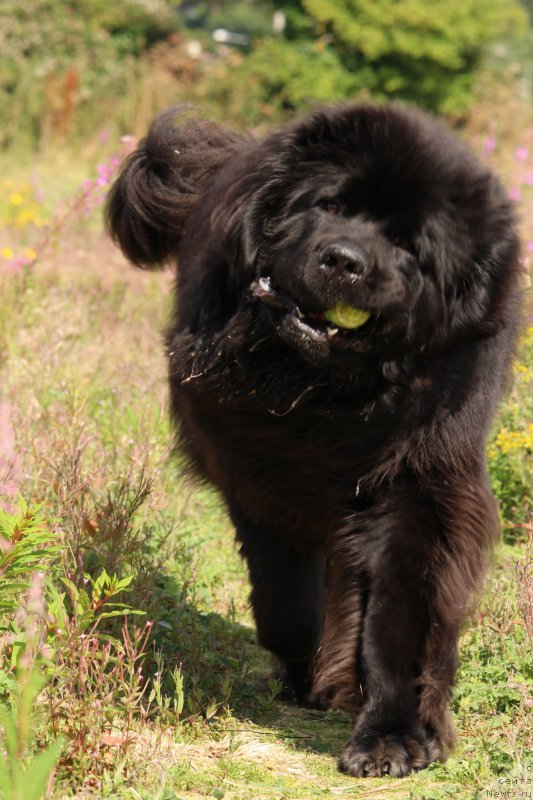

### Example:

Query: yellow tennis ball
xmin=323 ymin=304 xmax=370 ymax=329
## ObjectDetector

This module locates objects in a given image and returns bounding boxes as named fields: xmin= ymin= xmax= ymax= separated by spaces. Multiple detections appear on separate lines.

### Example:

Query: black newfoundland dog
xmin=107 ymin=104 xmax=522 ymax=777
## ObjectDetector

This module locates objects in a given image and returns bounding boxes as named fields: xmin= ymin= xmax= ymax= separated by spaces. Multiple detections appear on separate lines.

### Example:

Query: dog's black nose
xmin=319 ymin=243 xmax=368 ymax=278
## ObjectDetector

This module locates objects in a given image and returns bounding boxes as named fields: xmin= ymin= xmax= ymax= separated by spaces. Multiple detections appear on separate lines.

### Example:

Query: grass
xmin=0 ymin=100 xmax=532 ymax=799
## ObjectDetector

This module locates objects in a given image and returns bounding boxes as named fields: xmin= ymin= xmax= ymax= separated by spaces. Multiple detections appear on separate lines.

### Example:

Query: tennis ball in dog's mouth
xmin=323 ymin=304 xmax=370 ymax=329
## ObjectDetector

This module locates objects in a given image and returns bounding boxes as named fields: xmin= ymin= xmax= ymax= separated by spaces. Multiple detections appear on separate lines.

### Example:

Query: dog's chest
xmin=180 ymin=397 xmax=406 ymax=538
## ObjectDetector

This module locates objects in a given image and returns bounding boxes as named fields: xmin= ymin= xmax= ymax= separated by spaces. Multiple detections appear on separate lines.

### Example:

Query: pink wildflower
xmin=514 ymin=146 xmax=529 ymax=162
xmin=121 ymin=135 xmax=137 ymax=156
xmin=0 ymin=401 xmax=20 ymax=510
xmin=483 ymin=136 xmax=497 ymax=155
xmin=95 ymin=163 xmax=111 ymax=188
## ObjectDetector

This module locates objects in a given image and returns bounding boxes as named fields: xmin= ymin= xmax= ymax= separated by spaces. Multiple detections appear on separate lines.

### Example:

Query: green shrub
xmin=210 ymin=39 xmax=361 ymax=127
xmin=303 ymin=0 xmax=526 ymax=113
xmin=214 ymin=0 xmax=528 ymax=124
xmin=0 ymin=503 xmax=63 ymax=799
xmin=488 ymin=326 xmax=533 ymax=538
xmin=0 ymin=500 xmax=59 ymax=627
xmin=0 ymin=0 xmax=177 ymax=148
xmin=208 ymin=1 xmax=275 ymax=39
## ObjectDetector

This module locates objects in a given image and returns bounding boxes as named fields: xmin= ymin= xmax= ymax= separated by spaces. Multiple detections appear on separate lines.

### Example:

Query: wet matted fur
xmin=107 ymin=104 xmax=522 ymax=777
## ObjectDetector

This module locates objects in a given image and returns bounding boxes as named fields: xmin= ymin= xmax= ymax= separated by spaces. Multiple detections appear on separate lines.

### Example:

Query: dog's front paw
xmin=338 ymin=729 xmax=443 ymax=777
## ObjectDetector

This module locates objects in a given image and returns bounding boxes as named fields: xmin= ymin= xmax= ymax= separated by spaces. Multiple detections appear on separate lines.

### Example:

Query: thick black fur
xmin=107 ymin=104 xmax=522 ymax=777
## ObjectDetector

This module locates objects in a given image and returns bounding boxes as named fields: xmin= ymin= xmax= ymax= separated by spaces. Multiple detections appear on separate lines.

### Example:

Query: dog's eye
xmin=393 ymin=237 xmax=415 ymax=255
xmin=319 ymin=199 xmax=339 ymax=215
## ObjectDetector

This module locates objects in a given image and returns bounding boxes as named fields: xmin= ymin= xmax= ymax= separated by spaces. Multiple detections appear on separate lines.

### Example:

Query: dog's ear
xmin=106 ymin=107 xmax=245 ymax=268
xmin=240 ymin=178 xmax=285 ymax=269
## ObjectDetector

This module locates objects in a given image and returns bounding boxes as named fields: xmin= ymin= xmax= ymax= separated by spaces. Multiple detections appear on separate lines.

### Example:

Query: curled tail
xmin=106 ymin=106 xmax=245 ymax=268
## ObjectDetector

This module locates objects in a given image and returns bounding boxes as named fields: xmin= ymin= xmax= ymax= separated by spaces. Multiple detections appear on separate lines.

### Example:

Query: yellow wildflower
xmin=10 ymin=192 xmax=24 ymax=206
xmin=494 ymin=425 xmax=533 ymax=454
xmin=1 ymin=246 xmax=14 ymax=260
xmin=513 ymin=362 xmax=528 ymax=374
xmin=16 ymin=209 xmax=37 ymax=227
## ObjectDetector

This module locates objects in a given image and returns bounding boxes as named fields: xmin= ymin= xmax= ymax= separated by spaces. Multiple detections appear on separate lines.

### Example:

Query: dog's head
xmin=107 ymin=104 xmax=519 ymax=368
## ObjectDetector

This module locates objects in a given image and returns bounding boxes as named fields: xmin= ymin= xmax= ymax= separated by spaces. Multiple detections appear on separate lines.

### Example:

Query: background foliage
xmin=218 ymin=0 xmax=527 ymax=123
xmin=0 ymin=0 xmax=177 ymax=148
xmin=0 ymin=0 xmax=532 ymax=147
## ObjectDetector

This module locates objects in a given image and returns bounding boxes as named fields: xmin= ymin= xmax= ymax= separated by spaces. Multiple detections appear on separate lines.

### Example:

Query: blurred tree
xmin=175 ymin=1 xmax=276 ymax=40
xmin=520 ymin=0 xmax=533 ymax=22
xmin=0 ymin=0 xmax=177 ymax=147
xmin=214 ymin=0 xmax=528 ymax=123
xmin=1 ymin=0 xmax=530 ymax=149
xmin=209 ymin=2 xmax=275 ymax=39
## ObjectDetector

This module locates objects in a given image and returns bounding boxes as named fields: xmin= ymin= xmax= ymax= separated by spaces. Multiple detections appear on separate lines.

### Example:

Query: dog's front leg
xmin=336 ymin=484 xmax=460 ymax=777
xmin=337 ymin=475 xmax=497 ymax=777
xmin=229 ymin=504 xmax=326 ymax=703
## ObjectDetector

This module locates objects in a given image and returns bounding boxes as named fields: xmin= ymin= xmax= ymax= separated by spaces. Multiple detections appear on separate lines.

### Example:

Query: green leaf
xmin=110 ymin=575 xmax=134 ymax=594
xmin=46 ymin=583 xmax=68 ymax=630
xmin=96 ymin=608 xmax=145 ymax=619
xmin=16 ymin=739 xmax=63 ymax=800
xmin=0 ymin=702 xmax=19 ymax=762
xmin=0 ymin=750 xmax=14 ymax=797
xmin=92 ymin=568 xmax=110 ymax=602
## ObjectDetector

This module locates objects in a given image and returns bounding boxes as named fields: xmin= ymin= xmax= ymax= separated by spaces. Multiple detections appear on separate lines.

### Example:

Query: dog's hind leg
xmin=311 ymin=544 xmax=366 ymax=713
xmin=417 ymin=477 xmax=498 ymax=755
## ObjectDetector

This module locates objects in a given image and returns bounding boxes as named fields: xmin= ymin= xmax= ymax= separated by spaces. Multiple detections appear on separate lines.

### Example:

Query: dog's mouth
xmin=249 ymin=274 xmax=411 ymax=367
xmin=250 ymin=276 xmax=374 ymax=345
